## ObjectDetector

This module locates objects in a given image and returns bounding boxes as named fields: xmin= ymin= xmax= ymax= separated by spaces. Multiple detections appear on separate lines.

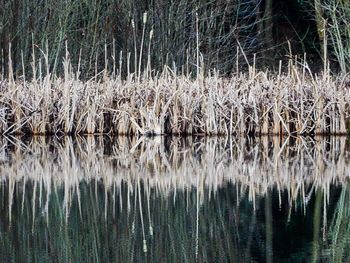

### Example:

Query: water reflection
xmin=0 ymin=136 xmax=349 ymax=262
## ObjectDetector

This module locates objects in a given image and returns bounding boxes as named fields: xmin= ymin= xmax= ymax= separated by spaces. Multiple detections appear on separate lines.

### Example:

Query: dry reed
xmin=0 ymin=51 xmax=349 ymax=136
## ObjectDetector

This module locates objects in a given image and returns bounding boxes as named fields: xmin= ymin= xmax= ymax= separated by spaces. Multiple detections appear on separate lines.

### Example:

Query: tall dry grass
xmin=0 ymin=48 xmax=349 ymax=136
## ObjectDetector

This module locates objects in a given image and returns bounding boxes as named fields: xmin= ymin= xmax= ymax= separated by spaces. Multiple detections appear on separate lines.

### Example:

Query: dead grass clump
xmin=0 ymin=51 xmax=350 ymax=136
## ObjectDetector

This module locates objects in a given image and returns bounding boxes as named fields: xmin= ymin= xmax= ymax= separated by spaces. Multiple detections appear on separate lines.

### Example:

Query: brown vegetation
xmin=0 ymin=50 xmax=349 ymax=136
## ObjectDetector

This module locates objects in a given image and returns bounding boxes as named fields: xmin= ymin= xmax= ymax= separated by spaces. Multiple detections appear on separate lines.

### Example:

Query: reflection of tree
xmin=327 ymin=186 xmax=350 ymax=263
xmin=311 ymin=189 xmax=322 ymax=263
xmin=265 ymin=192 xmax=273 ymax=263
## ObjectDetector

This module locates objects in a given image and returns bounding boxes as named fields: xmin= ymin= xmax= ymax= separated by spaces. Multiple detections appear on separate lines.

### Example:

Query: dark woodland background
xmin=0 ymin=0 xmax=349 ymax=78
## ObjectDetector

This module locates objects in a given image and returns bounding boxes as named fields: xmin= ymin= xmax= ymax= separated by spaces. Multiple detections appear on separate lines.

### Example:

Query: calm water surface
xmin=0 ymin=136 xmax=349 ymax=262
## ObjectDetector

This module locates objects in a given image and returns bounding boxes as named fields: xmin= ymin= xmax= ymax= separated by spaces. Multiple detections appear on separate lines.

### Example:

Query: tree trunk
xmin=314 ymin=0 xmax=326 ymax=63
xmin=263 ymin=0 xmax=274 ymax=60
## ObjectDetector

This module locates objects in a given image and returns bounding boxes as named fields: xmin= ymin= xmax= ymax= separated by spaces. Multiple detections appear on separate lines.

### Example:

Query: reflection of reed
xmin=0 ymin=136 xmax=348 ymax=262
xmin=0 ymin=135 xmax=349 ymax=215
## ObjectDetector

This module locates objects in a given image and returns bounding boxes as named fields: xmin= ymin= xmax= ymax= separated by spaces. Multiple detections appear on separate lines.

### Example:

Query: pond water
xmin=0 ymin=136 xmax=349 ymax=262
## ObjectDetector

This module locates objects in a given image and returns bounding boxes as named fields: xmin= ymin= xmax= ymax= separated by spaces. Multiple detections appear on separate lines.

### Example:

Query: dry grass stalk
xmin=0 ymin=53 xmax=349 ymax=136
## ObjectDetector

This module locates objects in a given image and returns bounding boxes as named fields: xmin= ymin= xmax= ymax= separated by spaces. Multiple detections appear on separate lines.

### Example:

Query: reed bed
xmin=1 ymin=54 xmax=350 ymax=136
